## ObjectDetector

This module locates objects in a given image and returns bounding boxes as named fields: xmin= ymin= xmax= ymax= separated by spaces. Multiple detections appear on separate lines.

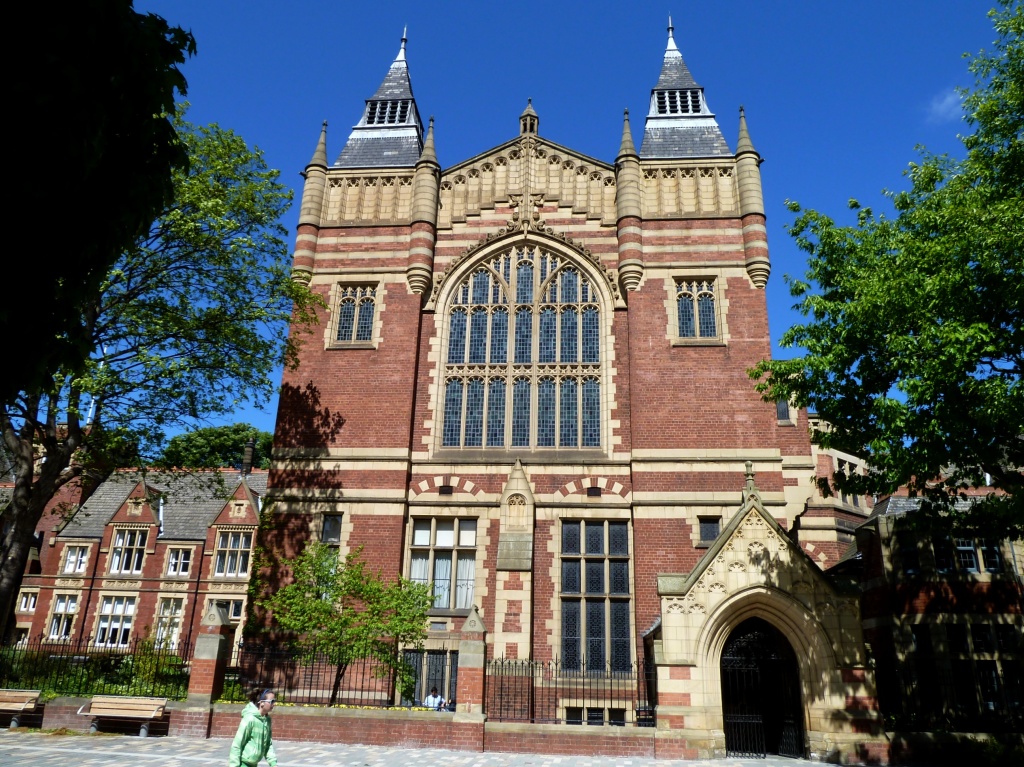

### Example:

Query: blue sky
xmin=136 ymin=1 xmax=998 ymax=434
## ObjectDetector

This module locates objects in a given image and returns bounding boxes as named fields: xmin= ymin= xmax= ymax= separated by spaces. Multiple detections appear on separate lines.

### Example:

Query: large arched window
xmin=441 ymin=245 xmax=603 ymax=450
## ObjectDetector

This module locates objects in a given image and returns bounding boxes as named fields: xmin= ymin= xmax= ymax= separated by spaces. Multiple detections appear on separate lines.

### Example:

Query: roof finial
xmin=666 ymin=14 xmax=679 ymax=54
xmin=737 ymin=105 xmax=757 ymax=156
xmin=617 ymin=108 xmax=637 ymax=159
xmin=520 ymin=98 xmax=539 ymax=135
xmin=396 ymin=26 xmax=408 ymax=62
xmin=309 ymin=120 xmax=328 ymax=167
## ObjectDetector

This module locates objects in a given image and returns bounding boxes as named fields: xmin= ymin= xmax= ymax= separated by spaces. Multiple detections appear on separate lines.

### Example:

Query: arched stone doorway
xmin=720 ymin=617 xmax=805 ymax=758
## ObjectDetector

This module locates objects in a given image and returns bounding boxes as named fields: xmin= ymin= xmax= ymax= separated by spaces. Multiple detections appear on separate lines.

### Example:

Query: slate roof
xmin=862 ymin=494 xmax=977 ymax=524
xmin=335 ymin=36 xmax=424 ymax=169
xmin=639 ymin=24 xmax=731 ymax=159
xmin=371 ymin=60 xmax=414 ymax=100
xmin=58 ymin=470 xmax=267 ymax=542
xmin=655 ymin=50 xmax=700 ymax=89
xmin=640 ymin=126 xmax=731 ymax=158
xmin=335 ymin=134 xmax=423 ymax=168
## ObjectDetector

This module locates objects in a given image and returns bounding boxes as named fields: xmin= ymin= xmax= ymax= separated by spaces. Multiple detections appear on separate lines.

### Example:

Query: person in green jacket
xmin=229 ymin=687 xmax=278 ymax=767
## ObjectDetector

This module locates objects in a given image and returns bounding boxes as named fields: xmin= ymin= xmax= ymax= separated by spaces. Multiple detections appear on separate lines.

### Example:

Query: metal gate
xmin=721 ymin=617 xmax=804 ymax=758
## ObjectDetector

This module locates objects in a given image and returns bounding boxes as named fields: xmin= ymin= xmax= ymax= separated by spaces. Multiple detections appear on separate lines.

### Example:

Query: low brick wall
xmin=211 ymin=704 xmax=484 ymax=751
xmin=40 ymin=698 xmax=89 ymax=733
xmin=484 ymin=721 xmax=658 ymax=758
xmin=167 ymin=703 xmax=212 ymax=738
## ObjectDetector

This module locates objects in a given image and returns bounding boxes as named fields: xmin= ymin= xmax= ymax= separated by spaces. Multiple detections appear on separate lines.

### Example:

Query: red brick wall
xmin=210 ymin=706 xmax=484 ymax=751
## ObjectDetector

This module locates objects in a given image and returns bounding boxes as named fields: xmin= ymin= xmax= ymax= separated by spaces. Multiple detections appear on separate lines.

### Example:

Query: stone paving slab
xmin=0 ymin=731 xmax=817 ymax=767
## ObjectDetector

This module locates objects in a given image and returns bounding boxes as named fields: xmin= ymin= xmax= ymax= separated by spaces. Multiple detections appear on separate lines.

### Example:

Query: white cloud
xmin=926 ymin=89 xmax=963 ymax=124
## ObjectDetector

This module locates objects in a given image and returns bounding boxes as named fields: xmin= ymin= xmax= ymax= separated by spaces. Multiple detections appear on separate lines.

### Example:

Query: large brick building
xmin=266 ymin=25 xmax=884 ymax=759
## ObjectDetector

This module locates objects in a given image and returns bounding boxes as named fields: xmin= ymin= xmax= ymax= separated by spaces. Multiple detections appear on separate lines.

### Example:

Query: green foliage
xmin=6 ymin=1 xmax=195 ymax=402
xmin=0 ymin=641 xmax=189 ymax=700
xmin=158 ymin=423 xmax=273 ymax=469
xmin=750 ymin=1 xmax=1023 ymax=536
xmin=260 ymin=543 xmax=432 ymax=702
xmin=0 ymin=109 xmax=321 ymax=627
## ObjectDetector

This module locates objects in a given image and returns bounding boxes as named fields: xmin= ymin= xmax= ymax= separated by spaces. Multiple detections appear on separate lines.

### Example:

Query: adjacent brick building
xmin=265 ymin=24 xmax=885 ymax=759
xmin=848 ymin=495 xmax=1023 ymax=732
xmin=13 ymin=469 xmax=267 ymax=650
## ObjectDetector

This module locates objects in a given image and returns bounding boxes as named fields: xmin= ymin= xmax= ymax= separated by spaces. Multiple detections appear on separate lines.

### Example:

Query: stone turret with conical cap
xmin=735 ymin=107 xmax=770 ymax=288
xmin=292 ymin=121 xmax=330 ymax=285
xmin=615 ymin=109 xmax=644 ymax=292
xmin=407 ymin=117 xmax=440 ymax=296
xmin=639 ymin=18 xmax=730 ymax=159
xmin=335 ymin=29 xmax=425 ymax=168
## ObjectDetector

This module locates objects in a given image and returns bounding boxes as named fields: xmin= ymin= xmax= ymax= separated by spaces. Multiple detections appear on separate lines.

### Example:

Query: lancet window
xmin=442 ymin=245 xmax=603 ymax=450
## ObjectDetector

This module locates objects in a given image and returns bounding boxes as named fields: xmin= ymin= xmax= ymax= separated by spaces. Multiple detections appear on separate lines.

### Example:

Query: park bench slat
xmin=0 ymin=689 xmax=41 ymax=713
xmin=77 ymin=695 xmax=167 ymax=735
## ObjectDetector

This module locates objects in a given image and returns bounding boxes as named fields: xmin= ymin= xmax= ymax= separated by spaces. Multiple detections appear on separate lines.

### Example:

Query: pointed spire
xmin=396 ymin=25 xmax=407 ymax=62
xmin=309 ymin=120 xmax=328 ymax=168
xmin=617 ymin=108 xmax=637 ymax=159
xmin=736 ymin=106 xmax=757 ymax=156
xmin=666 ymin=15 xmax=679 ymax=56
xmin=418 ymin=116 xmax=438 ymax=166
xmin=336 ymin=30 xmax=424 ymax=168
xmin=640 ymin=19 xmax=731 ymax=159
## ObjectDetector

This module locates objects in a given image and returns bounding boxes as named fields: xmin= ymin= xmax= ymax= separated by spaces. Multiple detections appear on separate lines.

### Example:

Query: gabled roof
xmin=335 ymin=31 xmax=424 ymax=169
xmin=861 ymin=494 xmax=978 ymax=525
xmin=58 ymin=470 xmax=267 ymax=541
xmin=671 ymin=467 xmax=838 ymax=598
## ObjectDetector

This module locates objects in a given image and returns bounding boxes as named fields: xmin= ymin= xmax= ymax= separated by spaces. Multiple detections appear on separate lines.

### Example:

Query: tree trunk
xmin=0 ymin=514 xmax=39 ymax=641
xmin=329 ymin=661 xmax=349 ymax=706
xmin=0 ymin=401 xmax=79 ymax=640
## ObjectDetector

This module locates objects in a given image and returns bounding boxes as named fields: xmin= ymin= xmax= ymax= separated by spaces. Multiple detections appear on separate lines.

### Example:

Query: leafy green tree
xmin=0 ymin=113 xmax=320 ymax=632
xmin=6 ymin=1 xmax=195 ymax=402
xmin=159 ymin=424 xmax=273 ymax=470
xmin=751 ymin=1 xmax=1023 ymax=536
xmin=260 ymin=543 xmax=432 ymax=705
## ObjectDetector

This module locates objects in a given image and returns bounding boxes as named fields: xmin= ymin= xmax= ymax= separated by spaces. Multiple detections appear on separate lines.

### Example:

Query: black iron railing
xmin=485 ymin=656 xmax=656 ymax=726
xmin=0 ymin=635 xmax=193 ymax=700
xmin=223 ymin=644 xmax=458 ymax=708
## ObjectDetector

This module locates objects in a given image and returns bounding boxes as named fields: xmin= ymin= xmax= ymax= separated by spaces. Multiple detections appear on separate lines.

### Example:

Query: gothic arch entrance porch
xmin=720 ymin=617 xmax=805 ymax=758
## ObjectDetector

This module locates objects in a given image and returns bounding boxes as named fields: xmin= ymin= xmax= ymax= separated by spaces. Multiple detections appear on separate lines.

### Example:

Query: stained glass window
xmin=448 ymin=309 xmax=467 ymax=363
xmin=336 ymin=286 xmax=377 ymax=343
xmin=676 ymin=279 xmax=717 ymax=339
xmin=443 ymin=380 xmax=463 ymax=447
xmin=469 ymin=309 xmax=488 ymax=363
xmin=561 ymin=520 xmax=631 ymax=672
xmin=464 ymin=379 xmax=484 ymax=447
xmin=537 ymin=378 xmax=555 ymax=447
xmin=486 ymin=379 xmax=506 ymax=447
xmin=442 ymin=246 xmax=603 ymax=449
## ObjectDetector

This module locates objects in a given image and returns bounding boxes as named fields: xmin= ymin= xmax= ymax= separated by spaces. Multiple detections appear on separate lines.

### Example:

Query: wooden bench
xmin=77 ymin=695 xmax=167 ymax=737
xmin=0 ymin=689 xmax=41 ymax=728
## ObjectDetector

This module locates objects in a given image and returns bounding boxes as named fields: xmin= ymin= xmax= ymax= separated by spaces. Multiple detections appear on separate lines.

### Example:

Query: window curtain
xmin=455 ymin=555 xmax=475 ymax=609
xmin=432 ymin=553 xmax=452 ymax=608
xmin=410 ymin=552 xmax=430 ymax=585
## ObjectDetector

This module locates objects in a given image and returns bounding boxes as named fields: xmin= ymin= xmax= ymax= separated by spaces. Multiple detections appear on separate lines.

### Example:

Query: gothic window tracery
xmin=676 ymin=279 xmax=717 ymax=339
xmin=335 ymin=285 xmax=376 ymax=343
xmin=441 ymin=245 xmax=603 ymax=450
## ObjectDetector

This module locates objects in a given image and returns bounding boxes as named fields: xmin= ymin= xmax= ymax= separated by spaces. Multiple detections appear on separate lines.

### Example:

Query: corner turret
xmin=736 ymin=107 xmax=770 ymax=288
xmin=615 ymin=109 xmax=644 ymax=292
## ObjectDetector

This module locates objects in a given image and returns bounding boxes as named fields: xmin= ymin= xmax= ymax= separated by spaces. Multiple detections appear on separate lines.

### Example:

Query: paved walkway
xmin=0 ymin=731 xmax=818 ymax=767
